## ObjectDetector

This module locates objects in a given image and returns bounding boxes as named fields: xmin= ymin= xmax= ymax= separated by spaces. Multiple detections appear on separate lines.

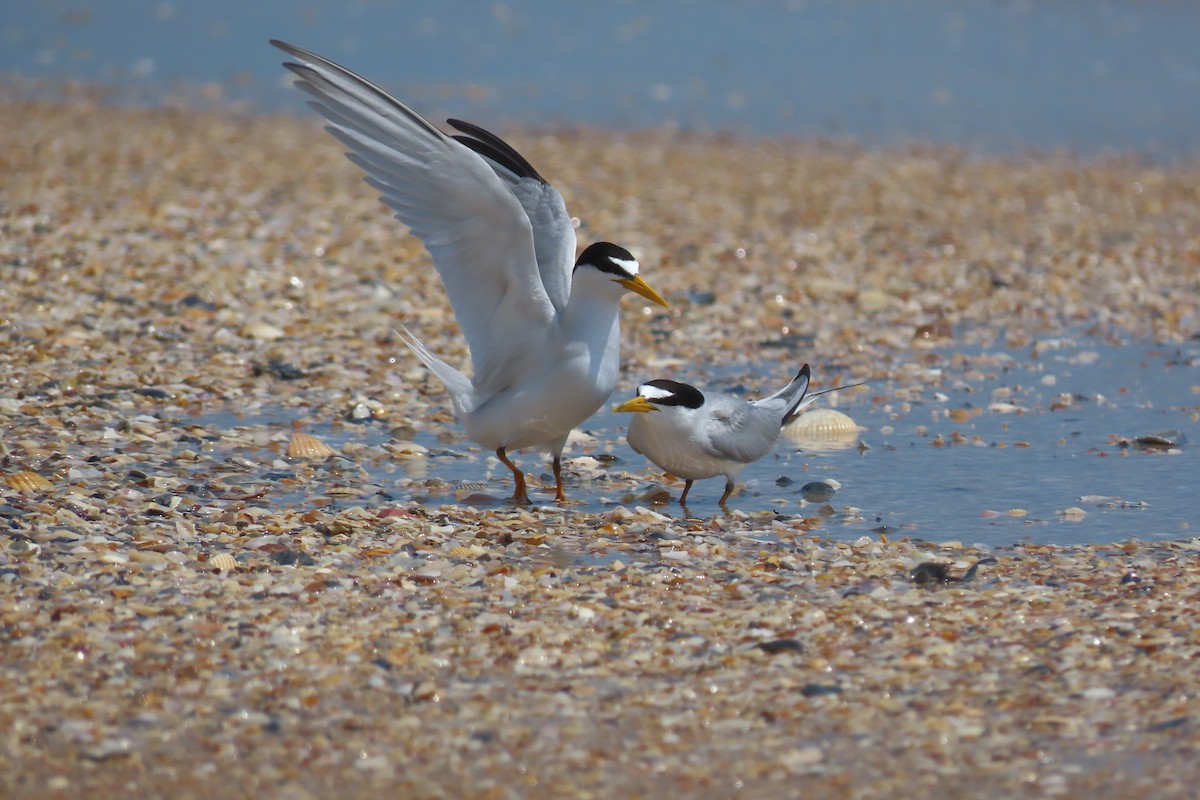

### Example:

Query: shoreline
xmin=4 ymin=78 xmax=1200 ymax=165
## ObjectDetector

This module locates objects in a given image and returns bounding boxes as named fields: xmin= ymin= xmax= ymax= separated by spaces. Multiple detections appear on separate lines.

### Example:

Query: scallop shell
xmin=6 ymin=471 xmax=53 ymax=491
xmin=210 ymin=553 xmax=238 ymax=572
xmin=783 ymin=408 xmax=865 ymax=450
xmin=287 ymin=432 xmax=336 ymax=460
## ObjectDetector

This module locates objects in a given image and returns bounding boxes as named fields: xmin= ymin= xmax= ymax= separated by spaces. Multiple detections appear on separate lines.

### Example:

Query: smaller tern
xmin=615 ymin=365 xmax=819 ymax=506
xmin=271 ymin=40 xmax=667 ymax=505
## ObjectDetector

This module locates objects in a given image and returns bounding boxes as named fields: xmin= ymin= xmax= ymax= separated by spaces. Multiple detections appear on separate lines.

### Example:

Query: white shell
xmin=783 ymin=408 xmax=865 ymax=451
xmin=241 ymin=321 xmax=286 ymax=340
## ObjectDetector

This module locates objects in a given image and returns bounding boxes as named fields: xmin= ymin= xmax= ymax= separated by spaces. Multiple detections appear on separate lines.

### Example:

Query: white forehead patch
xmin=613 ymin=256 xmax=640 ymax=276
xmin=638 ymin=383 xmax=674 ymax=401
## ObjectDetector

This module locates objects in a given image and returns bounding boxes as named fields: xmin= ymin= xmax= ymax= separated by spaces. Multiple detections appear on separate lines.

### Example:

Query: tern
xmin=615 ymin=365 xmax=815 ymax=506
xmin=271 ymin=40 xmax=668 ymax=504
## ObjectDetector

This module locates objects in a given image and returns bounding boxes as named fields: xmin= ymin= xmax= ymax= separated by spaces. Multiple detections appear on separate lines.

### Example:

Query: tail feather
xmin=783 ymin=376 xmax=870 ymax=425
xmin=752 ymin=364 xmax=812 ymax=427
xmin=752 ymin=365 xmax=870 ymax=427
xmin=393 ymin=325 xmax=474 ymax=417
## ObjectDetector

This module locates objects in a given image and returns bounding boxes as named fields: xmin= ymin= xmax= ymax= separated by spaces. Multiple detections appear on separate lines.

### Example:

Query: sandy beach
xmin=2 ymin=93 xmax=1199 ymax=798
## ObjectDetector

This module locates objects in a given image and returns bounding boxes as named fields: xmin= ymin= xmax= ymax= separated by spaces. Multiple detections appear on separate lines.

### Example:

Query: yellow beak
xmin=618 ymin=275 xmax=669 ymax=308
xmin=614 ymin=396 xmax=659 ymax=414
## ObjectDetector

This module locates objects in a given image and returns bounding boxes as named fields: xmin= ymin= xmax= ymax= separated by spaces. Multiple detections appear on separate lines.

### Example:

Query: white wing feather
xmin=272 ymin=40 xmax=558 ymax=394
xmin=446 ymin=120 xmax=577 ymax=315
xmin=701 ymin=400 xmax=780 ymax=464
xmin=703 ymin=366 xmax=812 ymax=463
xmin=513 ymin=179 xmax=575 ymax=315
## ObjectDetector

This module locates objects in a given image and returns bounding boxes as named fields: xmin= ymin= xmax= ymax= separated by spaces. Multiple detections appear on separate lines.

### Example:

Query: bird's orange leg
xmin=496 ymin=447 xmax=531 ymax=505
xmin=552 ymin=456 xmax=566 ymax=502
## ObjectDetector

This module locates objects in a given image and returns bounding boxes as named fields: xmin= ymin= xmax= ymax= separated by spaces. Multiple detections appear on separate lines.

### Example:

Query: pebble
xmin=800 ymin=480 xmax=840 ymax=503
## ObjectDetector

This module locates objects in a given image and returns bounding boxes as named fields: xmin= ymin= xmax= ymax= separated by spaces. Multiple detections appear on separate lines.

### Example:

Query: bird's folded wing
xmin=701 ymin=402 xmax=778 ymax=464
xmin=271 ymin=40 xmax=557 ymax=380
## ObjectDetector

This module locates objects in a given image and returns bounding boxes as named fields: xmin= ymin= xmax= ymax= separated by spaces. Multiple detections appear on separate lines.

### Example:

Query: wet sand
xmin=2 ymin=93 xmax=1200 ymax=798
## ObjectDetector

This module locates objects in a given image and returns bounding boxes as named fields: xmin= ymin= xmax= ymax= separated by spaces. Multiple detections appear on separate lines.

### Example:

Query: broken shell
xmin=385 ymin=441 xmax=429 ymax=458
xmin=625 ymin=484 xmax=673 ymax=504
xmin=1115 ymin=430 xmax=1187 ymax=451
xmin=799 ymin=479 xmax=841 ymax=503
xmin=8 ymin=539 xmax=41 ymax=559
xmin=241 ymin=321 xmax=286 ymax=340
xmin=210 ymin=553 xmax=238 ymax=572
xmin=287 ymin=432 xmax=337 ymax=460
xmin=911 ymin=561 xmax=952 ymax=584
xmin=911 ymin=557 xmax=997 ymax=584
xmin=5 ymin=470 xmax=54 ymax=491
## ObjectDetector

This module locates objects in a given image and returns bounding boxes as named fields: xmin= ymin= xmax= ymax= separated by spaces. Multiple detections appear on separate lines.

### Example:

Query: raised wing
xmin=448 ymin=119 xmax=576 ymax=316
xmin=700 ymin=398 xmax=780 ymax=465
xmin=271 ymin=40 xmax=557 ymax=389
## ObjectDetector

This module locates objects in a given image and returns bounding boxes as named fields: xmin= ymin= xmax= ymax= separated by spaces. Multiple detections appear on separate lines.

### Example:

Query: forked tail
xmin=782 ymin=373 xmax=869 ymax=425
xmin=752 ymin=364 xmax=812 ymax=427
xmin=393 ymin=325 xmax=474 ymax=417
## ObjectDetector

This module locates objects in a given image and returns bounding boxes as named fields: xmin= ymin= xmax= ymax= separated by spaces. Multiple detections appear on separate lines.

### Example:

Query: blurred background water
xmin=3 ymin=0 xmax=1199 ymax=156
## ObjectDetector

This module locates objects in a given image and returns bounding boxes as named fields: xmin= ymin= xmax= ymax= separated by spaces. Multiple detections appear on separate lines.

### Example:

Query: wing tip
xmin=781 ymin=363 xmax=813 ymax=426
xmin=446 ymin=118 xmax=547 ymax=183
xmin=270 ymin=38 xmax=303 ymax=61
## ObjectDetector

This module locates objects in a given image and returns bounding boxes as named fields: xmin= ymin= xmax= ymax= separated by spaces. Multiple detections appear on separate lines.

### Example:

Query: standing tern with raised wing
xmin=271 ymin=40 xmax=668 ymax=505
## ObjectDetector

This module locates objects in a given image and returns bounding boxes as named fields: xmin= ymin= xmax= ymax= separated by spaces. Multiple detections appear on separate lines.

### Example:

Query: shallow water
xmin=192 ymin=335 xmax=1197 ymax=548
xmin=783 ymin=342 xmax=1197 ymax=546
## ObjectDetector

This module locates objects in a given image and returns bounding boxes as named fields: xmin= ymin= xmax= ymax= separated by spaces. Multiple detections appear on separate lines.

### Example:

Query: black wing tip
xmin=447 ymin=118 xmax=547 ymax=183
xmin=781 ymin=364 xmax=814 ymax=426
xmin=271 ymin=39 xmax=312 ymax=72
xmin=446 ymin=118 xmax=487 ymax=140
xmin=270 ymin=38 xmax=301 ymax=57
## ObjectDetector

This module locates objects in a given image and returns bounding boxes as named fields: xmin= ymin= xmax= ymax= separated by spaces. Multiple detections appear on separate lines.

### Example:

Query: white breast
xmin=627 ymin=408 xmax=729 ymax=480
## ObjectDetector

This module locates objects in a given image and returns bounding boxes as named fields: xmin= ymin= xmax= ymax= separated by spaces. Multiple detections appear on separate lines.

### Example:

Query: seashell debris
xmin=5 ymin=471 xmax=53 ymax=491
xmin=209 ymin=553 xmax=238 ymax=572
xmin=287 ymin=432 xmax=337 ymax=460
xmin=3 ymin=93 xmax=1200 ymax=798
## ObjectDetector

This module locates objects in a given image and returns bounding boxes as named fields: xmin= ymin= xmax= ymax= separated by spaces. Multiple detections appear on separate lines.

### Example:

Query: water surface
xmin=4 ymin=1 xmax=1199 ymax=156
xmin=195 ymin=336 xmax=1197 ymax=548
